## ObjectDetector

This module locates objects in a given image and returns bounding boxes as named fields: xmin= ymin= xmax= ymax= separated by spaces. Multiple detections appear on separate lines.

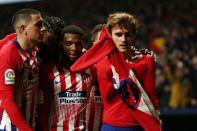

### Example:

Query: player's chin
xmin=36 ymin=39 xmax=44 ymax=45
xmin=118 ymin=48 xmax=128 ymax=53
xmin=69 ymin=55 xmax=79 ymax=62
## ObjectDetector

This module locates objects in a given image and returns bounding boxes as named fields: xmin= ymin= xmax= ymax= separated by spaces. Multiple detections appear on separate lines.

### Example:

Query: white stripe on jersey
xmin=0 ymin=111 xmax=19 ymax=131
xmin=0 ymin=111 xmax=11 ymax=131
xmin=53 ymin=66 xmax=61 ymax=95
xmin=75 ymin=73 xmax=82 ymax=91
xmin=57 ymin=125 xmax=63 ymax=131
xmin=68 ymin=117 xmax=75 ymax=131
xmin=57 ymin=106 xmax=64 ymax=129
xmin=64 ymin=69 xmax=71 ymax=91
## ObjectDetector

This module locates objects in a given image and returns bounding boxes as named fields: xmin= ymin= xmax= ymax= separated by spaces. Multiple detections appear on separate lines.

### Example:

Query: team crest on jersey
xmin=5 ymin=69 xmax=15 ymax=85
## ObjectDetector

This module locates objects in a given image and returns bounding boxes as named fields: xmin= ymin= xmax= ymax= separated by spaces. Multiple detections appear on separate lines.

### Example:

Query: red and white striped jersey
xmin=39 ymin=63 xmax=93 ymax=131
xmin=86 ymin=85 xmax=103 ymax=131
xmin=0 ymin=39 xmax=39 ymax=131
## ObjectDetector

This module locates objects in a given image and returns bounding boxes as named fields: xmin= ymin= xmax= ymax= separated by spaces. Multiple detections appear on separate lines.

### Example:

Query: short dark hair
xmin=61 ymin=25 xmax=84 ymax=37
xmin=12 ymin=8 xmax=41 ymax=29
xmin=91 ymin=24 xmax=105 ymax=42
xmin=43 ymin=16 xmax=65 ymax=36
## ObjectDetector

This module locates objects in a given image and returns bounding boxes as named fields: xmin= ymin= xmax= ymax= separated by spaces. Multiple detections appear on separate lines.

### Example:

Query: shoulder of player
xmin=0 ymin=33 xmax=16 ymax=49
xmin=0 ymin=43 xmax=22 ymax=75
xmin=0 ymin=42 xmax=21 ymax=61
xmin=132 ymin=55 xmax=154 ymax=65
xmin=132 ymin=56 xmax=155 ymax=76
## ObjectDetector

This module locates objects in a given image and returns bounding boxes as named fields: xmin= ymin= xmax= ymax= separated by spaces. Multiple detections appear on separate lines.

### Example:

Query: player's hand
xmin=131 ymin=46 xmax=157 ymax=62
xmin=130 ymin=46 xmax=143 ymax=61
xmin=140 ymin=48 xmax=157 ymax=61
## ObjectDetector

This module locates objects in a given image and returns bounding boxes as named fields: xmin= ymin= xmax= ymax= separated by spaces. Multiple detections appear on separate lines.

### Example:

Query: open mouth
xmin=39 ymin=33 xmax=44 ymax=40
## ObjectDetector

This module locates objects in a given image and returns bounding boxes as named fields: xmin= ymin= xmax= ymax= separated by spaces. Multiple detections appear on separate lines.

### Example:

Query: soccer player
xmin=36 ymin=15 xmax=65 ymax=131
xmin=38 ymin=15 xmax=65 ymax=64
xmin=101 ymin=12 xmax=161 ymax=131
xmin=0 ymin=8 xmax=44 ymax=131
xmin=90 ymin=24 xmax=105 ymax=45
xmin=71 ymin=12 xmax=162 ymax=131
xmin=85 ymin=24 xmax=106 ymax=131
xmin=38 ymin=25 xmax=94 ymax=131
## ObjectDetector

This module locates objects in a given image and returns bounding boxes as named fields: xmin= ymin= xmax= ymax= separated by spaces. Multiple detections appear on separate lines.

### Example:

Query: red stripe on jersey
xmin=62 ymin=119 xmax=69 ymax=131
xmin=82 ymin=72 xmax=87 ymax=91
xmin=86 ymin=88 xmax=95 ymax=130
xmin=70 ymin=70 xmax=77 ymax=92
xmin=73 ymin=75 xmax=80 ymax=129
xmin=59 ymin=68 xmax=66 ymax=92
xmin=81 ymin=76 xmax=86 ymax=92
xmin=51 ymin=67 xmax=60 ymax=128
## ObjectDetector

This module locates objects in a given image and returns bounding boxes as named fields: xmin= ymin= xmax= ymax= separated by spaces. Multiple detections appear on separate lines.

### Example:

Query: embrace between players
xmin=0 ymin=8 xmax=162 ymax=131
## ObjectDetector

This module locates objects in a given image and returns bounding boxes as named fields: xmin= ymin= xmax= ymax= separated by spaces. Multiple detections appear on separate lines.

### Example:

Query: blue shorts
xmin=101 ymin=124 xmax=144 ymax=131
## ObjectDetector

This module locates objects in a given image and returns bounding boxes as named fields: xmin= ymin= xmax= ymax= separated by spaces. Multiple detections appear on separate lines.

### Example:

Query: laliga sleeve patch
xmin=5 ymin=69 xmax=15 ymax=85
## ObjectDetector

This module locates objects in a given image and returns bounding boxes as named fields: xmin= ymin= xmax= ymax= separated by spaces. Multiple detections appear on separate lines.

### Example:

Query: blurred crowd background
xmin=0 ymin=0 xmax=196 ymax=130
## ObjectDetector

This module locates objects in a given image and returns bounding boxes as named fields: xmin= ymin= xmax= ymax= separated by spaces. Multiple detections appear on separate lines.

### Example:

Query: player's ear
xmin=17 ymin=25 xmax=27 ymax=34
xmin=23 ymin=25 xmax=28 ymax=35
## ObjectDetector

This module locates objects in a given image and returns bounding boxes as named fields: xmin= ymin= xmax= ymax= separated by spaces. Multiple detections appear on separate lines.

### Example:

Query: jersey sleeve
xmin=0 ymin=46 xmax=32 ymax=131
xmin=131 ymin=56 xmax=159 ymax=109
xmin=143 ymin=56 xmax=159 ymax=109
xmin=0 ymin=33 xmax=16 ymax=49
